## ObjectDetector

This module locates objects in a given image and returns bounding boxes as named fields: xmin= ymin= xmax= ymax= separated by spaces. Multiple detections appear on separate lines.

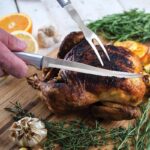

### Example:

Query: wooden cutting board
xmin=0 ymin=49 xmax=134 ymax=150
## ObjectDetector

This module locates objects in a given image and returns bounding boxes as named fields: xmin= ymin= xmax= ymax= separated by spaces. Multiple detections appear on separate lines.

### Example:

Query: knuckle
xmin=8 ymin=34 xmax=17 ymax=47
xmin=0 ymin=42 xmax=7 ymax=67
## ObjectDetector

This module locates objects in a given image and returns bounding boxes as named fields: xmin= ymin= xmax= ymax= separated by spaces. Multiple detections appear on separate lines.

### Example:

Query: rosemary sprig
xmin=135 ymin=100 xmax=150 ymax=150
xmin=5 ymin=102 xmax=34 ymax=121
xmin=88 ymin=9 xmax=150 ymax=42
xmin=43 ymin=121 xmax=134 ymax=150
xmin=5 ymin=99 xmax=150 ymax=150
xmin=43 ymin=120 xmax=104 ymax=150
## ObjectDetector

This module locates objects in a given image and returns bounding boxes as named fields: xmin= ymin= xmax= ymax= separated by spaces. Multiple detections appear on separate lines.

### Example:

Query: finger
xmin=0 ymin=68 xmax=5 ymax=77
xmin=0 ymin=29 xmax=27 ymax=51
xmin=0 ymin=41 xmax=28 ymax=78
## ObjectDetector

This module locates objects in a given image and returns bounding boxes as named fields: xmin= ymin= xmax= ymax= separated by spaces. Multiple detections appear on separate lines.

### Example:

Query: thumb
xmin=0 ymin=41 xmax=28 ymax=78
xmin=0 ymin=29 xmax=27 ymax=51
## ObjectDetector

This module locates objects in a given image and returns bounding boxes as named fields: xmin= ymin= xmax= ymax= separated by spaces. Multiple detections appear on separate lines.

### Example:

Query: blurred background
xmin=0 ymin=0 xmax=150 ymax=54
xmin=1 ymin=0 xmax=150 ymax=36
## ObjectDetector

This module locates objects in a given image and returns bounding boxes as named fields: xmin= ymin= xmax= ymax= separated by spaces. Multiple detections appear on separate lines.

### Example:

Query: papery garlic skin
xmin=37 ymin=25 xmax=61 ymax=48
xmin=9 ymin=117 xmax=47 ymax=147
xmin=38 ymin=31 xmax=55 ymax=48
xmin=39 ymin=25 xmax=56 ymax=37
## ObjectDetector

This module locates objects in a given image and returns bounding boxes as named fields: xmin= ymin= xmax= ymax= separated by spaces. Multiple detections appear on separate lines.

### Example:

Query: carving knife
xmin=14 ymin=52 xmax=142 ymax=78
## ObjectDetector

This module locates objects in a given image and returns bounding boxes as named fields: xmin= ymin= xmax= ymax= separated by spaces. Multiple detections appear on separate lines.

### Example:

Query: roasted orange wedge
xmin=114 ymin=41 xmax=148 ymax=59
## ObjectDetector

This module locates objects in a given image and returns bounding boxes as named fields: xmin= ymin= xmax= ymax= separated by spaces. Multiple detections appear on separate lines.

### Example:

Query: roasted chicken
xmin=27 ymin=32 xmax=150 ymax=120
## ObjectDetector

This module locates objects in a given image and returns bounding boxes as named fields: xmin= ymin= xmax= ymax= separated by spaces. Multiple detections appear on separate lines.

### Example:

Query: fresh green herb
xmin=88 ymin=9 xmax=150 ymax=42
xmin=5 ymin=102 xmax=34 ymax=121
xmin=43 ymin=121 xmax=134 ymax=150
xmin=5 ymin=99 xmax=150 ymax=150
xmin=43 ymin=120 xmax=104 ymax=150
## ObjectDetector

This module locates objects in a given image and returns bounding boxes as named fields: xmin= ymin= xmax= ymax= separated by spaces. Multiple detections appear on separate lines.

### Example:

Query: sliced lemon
xmin=12 ymin=31 xmax=38 ymax=53
xmin=144 ymin=64 xmax=150 ymax=74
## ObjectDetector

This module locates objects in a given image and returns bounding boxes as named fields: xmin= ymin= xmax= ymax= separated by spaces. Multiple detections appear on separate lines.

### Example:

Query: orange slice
xmin=141 ymin=50 xmax=150 ymax=65
xmin=12 ymin=31 xmax=38 ymax=53
xmin=144 ymin=64 xmax=150 ymax=74
xmin=114 ymin=41 xmax=148 ymax=59
xmin=0 ymin=13 xmax=32 ymax=33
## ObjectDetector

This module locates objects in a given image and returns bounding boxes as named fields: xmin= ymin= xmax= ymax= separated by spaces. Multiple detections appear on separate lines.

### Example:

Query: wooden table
xmin=0 ymin=0 xmax=150 ymax=150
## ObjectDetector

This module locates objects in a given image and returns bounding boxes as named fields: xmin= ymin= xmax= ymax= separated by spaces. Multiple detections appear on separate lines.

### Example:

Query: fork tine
xmin=88 ymin=40 xmax=104 ymax=66
xmin=94 ymin=36 xmax=110 ymax=61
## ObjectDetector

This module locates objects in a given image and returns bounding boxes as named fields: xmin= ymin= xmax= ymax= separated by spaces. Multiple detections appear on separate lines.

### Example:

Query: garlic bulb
xmin=9 ymin=117 xmax=47 ymax=147
xmin=37 ymin=25 xmax=61 ymax=48
xmin=38 ymin=31 xmax=54 ymax=48
xmin=39 ymin=25 xmax=56 ymax=37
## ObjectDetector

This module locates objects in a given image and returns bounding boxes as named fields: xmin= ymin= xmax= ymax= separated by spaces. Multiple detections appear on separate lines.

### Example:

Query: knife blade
xmin=15 ymin=52 xmax=142 ymax=78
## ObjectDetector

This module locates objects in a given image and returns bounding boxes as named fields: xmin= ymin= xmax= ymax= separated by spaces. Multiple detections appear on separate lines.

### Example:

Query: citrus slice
xmin=0 ymin=13 xmax=32 ymax=33
xmin=114 ymin=41 xmax=148 ymax=58
xmin=144 ymin=64 xmax=150 ymax=74
xmin=12 ymin=31 xmax=38 ymax=53
xmin=141 ymin=51 xmax=150 ymax=65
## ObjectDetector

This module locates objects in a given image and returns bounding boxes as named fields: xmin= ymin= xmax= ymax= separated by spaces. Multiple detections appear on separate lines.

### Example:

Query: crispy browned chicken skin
xmin=28 ymin=32 xmax=148 ymax=120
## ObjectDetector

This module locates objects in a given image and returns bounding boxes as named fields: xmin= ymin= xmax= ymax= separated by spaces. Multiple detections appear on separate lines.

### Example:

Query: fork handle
xmin=57 ymin=0 xmax=71 ymax=7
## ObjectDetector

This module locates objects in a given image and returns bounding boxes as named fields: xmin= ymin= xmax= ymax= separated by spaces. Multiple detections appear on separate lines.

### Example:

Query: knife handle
xmin=57 ymin=0 xmax=71 ymax=7
xmin=14 ymin=52 xmax=43 ymax=70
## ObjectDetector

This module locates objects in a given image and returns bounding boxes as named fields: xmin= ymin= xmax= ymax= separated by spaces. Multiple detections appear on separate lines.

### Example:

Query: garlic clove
xmin=29 ymin=119 xmax=45 ymax=129
xmin=31 ymin=127 xmax=47 ymax=138
xmin=39 ymin=25 xmax=56 ymax=37
xmin=37 ymin=25 xmax=61 ymax=48
xmin=37 ymin=31 xmax=55 ymax=48
xmin=18 ymin=136 xmax=29 ymax=147
xmin=27 ymin=137 xmax=39 ymax=147
xmin=53 ymin=35 xmax=61 ymax=43
xmin=33 ymin=134 xmax=44 ymax=144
